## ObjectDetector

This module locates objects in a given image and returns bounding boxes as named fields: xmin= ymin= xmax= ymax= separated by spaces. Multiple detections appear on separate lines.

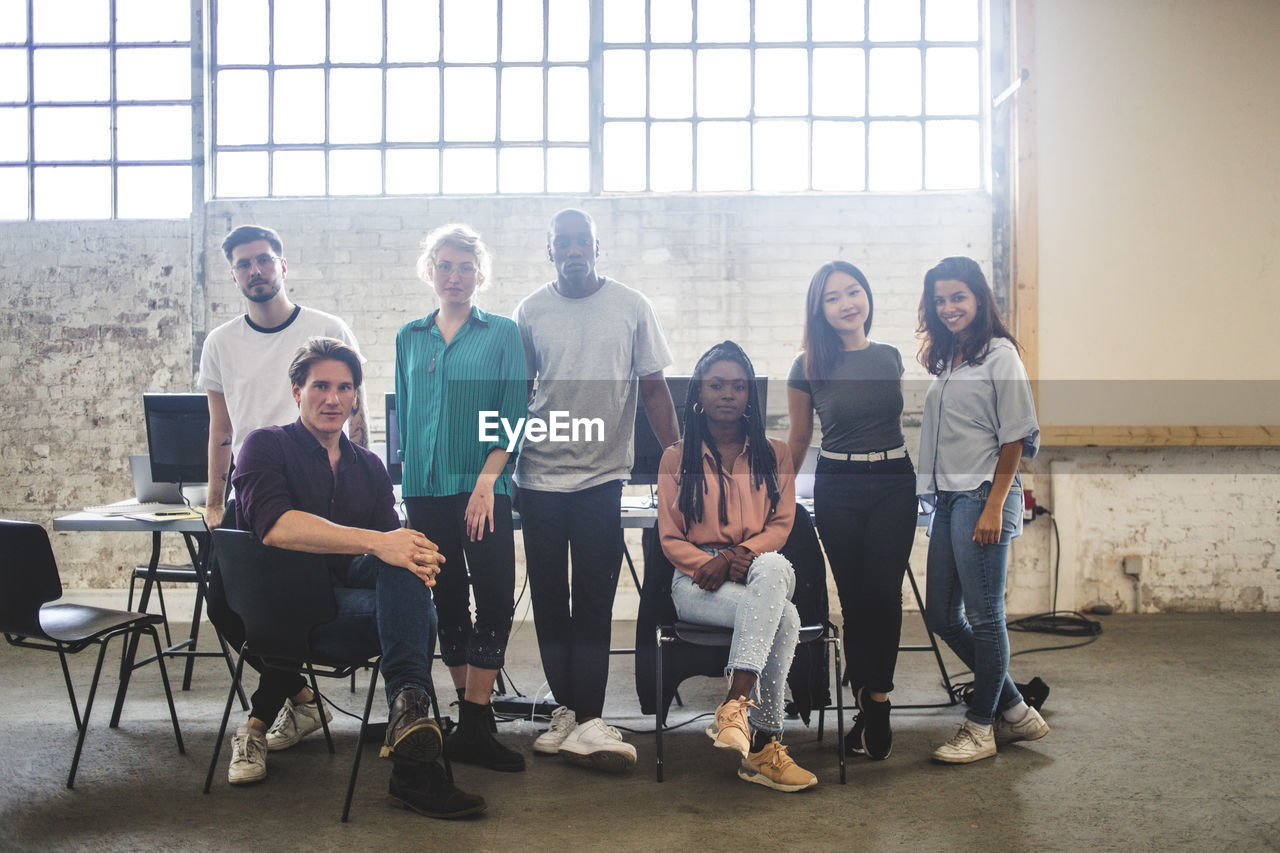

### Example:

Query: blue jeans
xmin=924 ymin=481 xmax=1024 ymax=726
xmin=670 ymin=552 xmax=800 ymax=735
xmin=308 ymin=554 xmax=438 ymax=707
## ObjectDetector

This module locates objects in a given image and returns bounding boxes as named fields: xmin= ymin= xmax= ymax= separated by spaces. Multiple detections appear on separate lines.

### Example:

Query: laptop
xmin=130 ymin=454 xmax=186 ymax=504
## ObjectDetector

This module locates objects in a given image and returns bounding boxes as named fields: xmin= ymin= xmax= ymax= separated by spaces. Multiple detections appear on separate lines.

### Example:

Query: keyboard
xmin=83 ymin=499 xmax=192 ymax=516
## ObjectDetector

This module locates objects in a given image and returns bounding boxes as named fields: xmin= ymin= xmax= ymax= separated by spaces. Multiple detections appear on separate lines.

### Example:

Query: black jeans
xmin=404 ymin=493 xmax=516 ymax=671
xmin=812 ymin=454 xmax=918 ymax=695
xmin=517 ymin=480 xmax=624 ymax=719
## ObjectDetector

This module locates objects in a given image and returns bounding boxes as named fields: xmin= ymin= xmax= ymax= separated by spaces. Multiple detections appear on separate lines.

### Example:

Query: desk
xmin=52 ymin=512 xmax=246 ymax=724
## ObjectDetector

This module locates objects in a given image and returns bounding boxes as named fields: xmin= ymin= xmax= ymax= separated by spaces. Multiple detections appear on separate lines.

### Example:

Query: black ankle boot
xmin=444 ymin=700 xmax=526 ymax=772
xmin=388 ymin=760 xmax=486 ymax=819
xmin=857 ymin=687 xmax=893 ymax=761
xmin=382 ymin=688 xmax=442 ymax=763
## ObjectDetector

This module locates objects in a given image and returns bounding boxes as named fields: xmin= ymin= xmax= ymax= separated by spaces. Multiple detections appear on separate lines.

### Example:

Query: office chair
xmin=0 ymin=519 xmax=185 ymax=788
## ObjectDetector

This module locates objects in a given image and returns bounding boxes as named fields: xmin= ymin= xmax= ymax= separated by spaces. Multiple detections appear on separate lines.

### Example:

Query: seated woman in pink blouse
xmin=656 ymin=340 xmax=815 ymax=793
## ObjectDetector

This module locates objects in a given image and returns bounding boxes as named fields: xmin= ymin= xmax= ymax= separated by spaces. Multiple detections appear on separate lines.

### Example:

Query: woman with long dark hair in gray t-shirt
xmin=787 ymin=260 xmax=918 ymax=762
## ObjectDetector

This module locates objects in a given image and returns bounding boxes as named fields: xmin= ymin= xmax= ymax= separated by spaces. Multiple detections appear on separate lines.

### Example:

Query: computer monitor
xmin=630 ymin=374 xmax=768 ymax=485
xmin=142 ymin=393 xmax=209 ymax=485
xmin=384 ymin=391 xmax=402 ymax=485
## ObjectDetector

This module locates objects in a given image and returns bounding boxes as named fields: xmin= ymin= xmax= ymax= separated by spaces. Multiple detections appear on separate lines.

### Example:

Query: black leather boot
xmin=444 ymin=700 xmax=526 ymax=772
xmin=381 ymin=687 xmax=442 ymax=763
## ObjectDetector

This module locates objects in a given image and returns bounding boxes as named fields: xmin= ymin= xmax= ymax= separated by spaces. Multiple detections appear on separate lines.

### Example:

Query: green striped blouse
xmin=394 ymin=306 xmax=528 ymax=498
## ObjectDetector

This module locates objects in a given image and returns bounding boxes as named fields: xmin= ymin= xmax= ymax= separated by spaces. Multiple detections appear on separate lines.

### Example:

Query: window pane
xmin=755 ymin=0 xmax=806 ymax=42
xmin=34 ymin=107 xmax=110 ymax=159
xmin=117 ymin=105 xmax=191 ymax=159
xmin=443 ymin=67 xmax=496 ymax=141
xmin=755 ymin=49 xmax=807 ymax=116
xmin=34 ymin=49 xmax=109 ymax=101
xmin=387 ymin=68 xmax=440 ymax=142
xmin=502 ymin=0 xmax=544 ymax=61
xmin=387 ymin=0 xmax=440 ymax=62
xmin=696 ymin=0 xmax=747 ymax=42
xmin=868 ymin=48 xmax=920 ymax=115
xmin=696 ymin=121 xmax=748 ymax=191
xmin=753 ymin=120 xmax=808 ymax=191
xmin=547 ymin=67 xmax=587 ymax=141
xmin=331 ymin=0 xmax=383 ymax=63
xmin=501 ymin=67 xmax=543 ymax=141
xmin=925 ymin=119 xmax=979 ymax=188
xmin=329 ymin=68 xmax=383 ymax=144
xmin=386 ymin=148 xmax=439 ymax=194
xmin=603 ymin=0 xmax=644 ymax=42
xmin=0 ymin=0 xmax=28 ymax=43
xmin=272 ymin=0 xmax=326 ymax=65
xmin=548 ymin=0 xmax=588 ymax=61
xmin=0 ymin=168 xmax=27 ymax=219
xmin=443 ymin=0 xmax=496 ymax=62
xmin=650 ymin=122 xmax=691 ymax=191
xmin=441 ymin=147 xmax=496 ymax=194
xmin=869 ymin=0 xmax=920 ymax=41
xmin=867 ymin=120 xmax=921 ymax=190
xmin=813 ymin=121 xmax=865 ymax=190
xmin=117 ymin=48 xmax=191 ymax=100
xmin=273 ymin=69 xmax=326 ymax=143
xmin=329 ymin=148 xmax=382 ymax=194
xmin=216 ymin=150 xmax=268 ymax=196
xmin=696 ymin=49 xmax=748 ymax=117
xmin=813 ymin=48 xmax=865 ymax=116
xmin=0 ymin=108 xmax=26 ymax=160
xmin=651 ymin=0 xmax=692 ymax=42
xmin=33 ymin=0 xmax=108 ymax=42
xmin=925 ymin=47 xmax=978 ymax=114
xmin=116 ymin=0 xmax=190 ymax=42
xmin=546 ymin=146 xmax=588 ymax=192
xmin=0 ymin=50 xmax=27 ymax=101
xmin=216 ymin=0 xmax=269 ymax=65
xmin=272 ymin=149 xmax=326 ymax=195
xmin=498 ymin=147 xmax=543 ymax=193
xmin=925 ymin=0 xmax=979 ymax=41
xmin=216 ymin=70 xmax=268 ymax=145
xmin=117 ymin=165 xmax=191 ymax=217
xmin=603 ymin=50 xmax=645 ymax=118
xmin=812 ymin=0 xmax=864 ymax=41
xmin=603 ymin=121 xmax=645 ymax=191
xmin=34 ymin=166 xmax=109 ymax=218
xmin=650 ymin=50 xmax=692 ymax=118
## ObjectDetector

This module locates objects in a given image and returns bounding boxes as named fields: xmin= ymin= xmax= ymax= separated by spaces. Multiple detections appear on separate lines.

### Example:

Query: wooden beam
xmin=1041 ymin=425 xmax=1280 ymax=447
xmin=1012 ymin=0 xmax=1039 ymax=387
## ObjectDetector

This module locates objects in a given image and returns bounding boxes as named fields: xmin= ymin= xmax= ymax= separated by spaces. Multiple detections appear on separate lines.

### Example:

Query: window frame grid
xmin=0 ymin=0 xmax=196 ymax=219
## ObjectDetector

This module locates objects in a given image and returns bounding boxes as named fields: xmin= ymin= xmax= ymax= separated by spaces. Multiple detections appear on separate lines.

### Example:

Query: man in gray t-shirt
xmin=513 ymin=209 xmax=678 ymax=772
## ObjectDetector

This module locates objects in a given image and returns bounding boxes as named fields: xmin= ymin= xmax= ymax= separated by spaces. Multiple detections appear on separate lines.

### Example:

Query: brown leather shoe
xmin=380 ymin=687 xmax=442 ymax=763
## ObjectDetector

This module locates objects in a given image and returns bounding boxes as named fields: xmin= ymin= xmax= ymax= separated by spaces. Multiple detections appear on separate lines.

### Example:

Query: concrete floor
xmin=1 ymin=611 xmax=1277 ymax=852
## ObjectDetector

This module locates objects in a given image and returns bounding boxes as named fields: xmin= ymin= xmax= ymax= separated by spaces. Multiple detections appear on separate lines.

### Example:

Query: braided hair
xmin=676 ymin=340 xmax=780 ymax=525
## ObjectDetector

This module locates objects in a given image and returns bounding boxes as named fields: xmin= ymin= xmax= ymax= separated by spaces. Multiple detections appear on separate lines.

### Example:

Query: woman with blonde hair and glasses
xmin=395 ymin=223 xmax=527 ymax=772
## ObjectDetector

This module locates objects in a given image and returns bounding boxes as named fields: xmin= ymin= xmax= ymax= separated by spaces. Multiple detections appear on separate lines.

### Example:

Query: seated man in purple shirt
xmin=224 ymin=336 xmax=485 ymax=819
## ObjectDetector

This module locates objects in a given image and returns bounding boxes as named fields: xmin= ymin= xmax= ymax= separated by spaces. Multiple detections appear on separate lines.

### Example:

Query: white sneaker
xmin=932 ymin=720 xmax=997 ymax=765
xmin=558 ymin=717 xmax=637 ymax=773
xmin=533 ymin=706 xmax=578 ymax=755
xmin=266 ymin=696 xmax=334 ymax=751
xmin=995 ymin=706 xmax=1050 ymax=744
xmin=228 ymin=725 xmax=267 ymax=785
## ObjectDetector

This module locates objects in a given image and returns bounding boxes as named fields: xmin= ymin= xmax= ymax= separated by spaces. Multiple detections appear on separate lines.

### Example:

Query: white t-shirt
xmin=513 ymin=277 xmax=673 ymax=492
xmin=198 ymin=305 xmax=363 ymax=457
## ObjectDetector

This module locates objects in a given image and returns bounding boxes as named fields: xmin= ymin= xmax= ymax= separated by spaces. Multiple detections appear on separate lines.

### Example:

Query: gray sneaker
xmin=995 ymin=706 xmax=1050 ymax=744
xmin=265 ymin=696 xmax=333 ymax=751
xmin=533 ymin=706 xmax=577 ymax=756
xmin=228 ymin=725 xmax=267 ymax=785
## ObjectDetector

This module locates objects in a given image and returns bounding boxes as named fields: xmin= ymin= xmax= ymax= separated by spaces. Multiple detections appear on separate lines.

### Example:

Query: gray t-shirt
xmin=513 ymin=277 xmax=673 ymax=492
xmin=787 ymin=343 xmax=906 ymax=454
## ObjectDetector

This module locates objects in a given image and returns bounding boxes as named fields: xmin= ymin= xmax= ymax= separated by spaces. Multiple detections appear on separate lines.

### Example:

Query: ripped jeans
xmin=670 ymin=551 xmax=800 ymax=734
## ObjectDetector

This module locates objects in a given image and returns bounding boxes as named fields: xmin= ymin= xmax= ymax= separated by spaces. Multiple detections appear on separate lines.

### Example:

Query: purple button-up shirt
xmin=232 ymin=419 xmax=400 ymax=583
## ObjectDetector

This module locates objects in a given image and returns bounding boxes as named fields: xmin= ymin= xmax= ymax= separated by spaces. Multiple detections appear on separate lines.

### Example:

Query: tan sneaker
xmin=706 ymin=696 xmax=754 ymax=757
xmin=737 ymin=738 xmax=817 ymax=792
xmin=932 ymin=720 xmax=996 ymax=764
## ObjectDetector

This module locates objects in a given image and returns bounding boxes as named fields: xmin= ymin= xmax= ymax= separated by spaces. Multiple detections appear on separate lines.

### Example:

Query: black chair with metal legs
xmin=0 ymin=519 xmax=185 ymax=788
xmin=203 ymin=529 xmax=450 ymax=823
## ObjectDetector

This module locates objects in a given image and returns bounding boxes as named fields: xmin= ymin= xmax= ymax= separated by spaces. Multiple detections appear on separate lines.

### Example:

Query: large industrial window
xmin=0 ymin=0 xmax=194 ymax=220
xmin=211 ymin=0 xmax=985 ymax=198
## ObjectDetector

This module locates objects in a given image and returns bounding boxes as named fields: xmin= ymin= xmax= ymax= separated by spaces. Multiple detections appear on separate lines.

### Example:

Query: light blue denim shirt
xmin=916 ymin=337 xmax=1039 ymax=499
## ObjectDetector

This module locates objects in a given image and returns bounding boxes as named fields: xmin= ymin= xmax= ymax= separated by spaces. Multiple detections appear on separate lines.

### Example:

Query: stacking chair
xmin=203 ymin=529 xmax=447 ymax=823
xmin=0 ymin=519 xmax=184 ymax=788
